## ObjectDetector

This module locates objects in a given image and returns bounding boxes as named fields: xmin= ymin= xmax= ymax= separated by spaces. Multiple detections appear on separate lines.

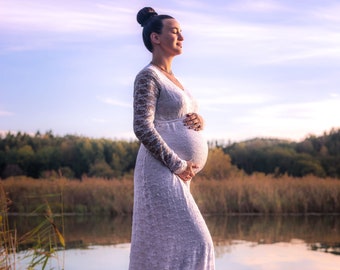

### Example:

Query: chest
xmin=156 ymin=83 xmax=197 ymax=116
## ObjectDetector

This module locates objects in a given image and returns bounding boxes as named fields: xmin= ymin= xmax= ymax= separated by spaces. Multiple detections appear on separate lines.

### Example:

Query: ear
xmin=150 ymin=32 xmax=160 ymax=45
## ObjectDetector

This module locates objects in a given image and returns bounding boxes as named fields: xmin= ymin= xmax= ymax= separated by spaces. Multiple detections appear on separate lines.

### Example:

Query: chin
xmin=175 ymin=49 xmax=183 ymax=55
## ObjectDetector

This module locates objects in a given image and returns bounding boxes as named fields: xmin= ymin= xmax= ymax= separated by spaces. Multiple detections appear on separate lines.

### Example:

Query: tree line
xmin=222 ymin=128 xmax=340 ymax=178
xmin=0 ymin=128 xmax=339 ymax=180
xmin=0 ymin=131 xmax=139 ymax=179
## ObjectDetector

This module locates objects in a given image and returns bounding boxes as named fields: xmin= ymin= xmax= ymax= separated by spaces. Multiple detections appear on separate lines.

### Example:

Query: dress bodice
xmin=133 ymin=64 xmax=206 ymax=174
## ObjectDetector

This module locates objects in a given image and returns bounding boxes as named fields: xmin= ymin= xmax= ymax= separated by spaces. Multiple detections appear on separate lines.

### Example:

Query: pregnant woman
xmin=129 ymin=7 xmax=215 ymax=270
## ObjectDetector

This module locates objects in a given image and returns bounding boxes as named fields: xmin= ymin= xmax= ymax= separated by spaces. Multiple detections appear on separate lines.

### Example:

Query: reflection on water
xmin=214 ymin=239 xmax=340 ymax=270
xmin=10 ymin=214 xmax=340 ymax=269
xmin=205 ymin=214 xmax=340 ymax=256
xmin=11 ymin=214 xmax=340 ymax=253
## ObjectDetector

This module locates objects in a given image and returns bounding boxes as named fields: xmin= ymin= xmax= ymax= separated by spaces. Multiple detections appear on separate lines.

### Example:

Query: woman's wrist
xmin=174 ymin=160 xmax=187 ymax=174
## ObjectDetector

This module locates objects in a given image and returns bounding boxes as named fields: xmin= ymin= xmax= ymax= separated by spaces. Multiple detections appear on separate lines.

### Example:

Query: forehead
xmin=162 ymin=18 xmax=181 ymax=30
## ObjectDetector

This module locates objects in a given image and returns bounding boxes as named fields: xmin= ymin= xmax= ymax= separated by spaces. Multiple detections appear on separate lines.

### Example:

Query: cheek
xmin=166 ymin=35 xmax=176 ymax=43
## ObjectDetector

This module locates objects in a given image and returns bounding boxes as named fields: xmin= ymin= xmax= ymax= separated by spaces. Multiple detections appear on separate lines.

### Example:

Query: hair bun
xmin=137 ymin=7 xmax=158 ymax=27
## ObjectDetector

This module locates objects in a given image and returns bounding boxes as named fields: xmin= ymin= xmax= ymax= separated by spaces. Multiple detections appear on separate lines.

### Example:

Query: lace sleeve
xmin=133 ymin=69 xmax=187 ymax=174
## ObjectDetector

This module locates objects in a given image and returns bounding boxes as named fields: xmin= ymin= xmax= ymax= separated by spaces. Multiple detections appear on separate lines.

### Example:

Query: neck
xmin=151 ymin=55 xmax=173 ymax=74
xmin=151 ymin=62 xmax=173 ymax=75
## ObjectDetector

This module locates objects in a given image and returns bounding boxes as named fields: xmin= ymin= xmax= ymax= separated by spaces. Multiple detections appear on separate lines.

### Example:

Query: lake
xmin=9 ymin=214 xmax=340 ymax=269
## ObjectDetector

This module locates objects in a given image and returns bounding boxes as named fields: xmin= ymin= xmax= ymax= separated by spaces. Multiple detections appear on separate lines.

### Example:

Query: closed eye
xmin=171 ymin=28 xmax=182 ymax=34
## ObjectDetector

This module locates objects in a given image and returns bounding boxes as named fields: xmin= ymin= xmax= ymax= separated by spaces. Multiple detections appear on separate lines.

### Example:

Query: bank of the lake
xmin=2 ymin=174 xmax=340 ymax=215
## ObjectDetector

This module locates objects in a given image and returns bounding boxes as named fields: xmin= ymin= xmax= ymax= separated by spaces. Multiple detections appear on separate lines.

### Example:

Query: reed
xmin=0 ymin=181 xmax=65 ymax=269
xmin=192 ymin=173 xmax=340 ymax=214
xmin=1 ymin=183 xmax=17 ymax=269
xmin=1 ymin=174 xmax=340 ymax=215
xmin=2 ymin=176 xmax=134 ymax=216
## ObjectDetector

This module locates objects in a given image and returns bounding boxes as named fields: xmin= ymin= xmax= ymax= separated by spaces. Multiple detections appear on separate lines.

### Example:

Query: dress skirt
xmin=129 ymin=118 xmax=215 ymax=270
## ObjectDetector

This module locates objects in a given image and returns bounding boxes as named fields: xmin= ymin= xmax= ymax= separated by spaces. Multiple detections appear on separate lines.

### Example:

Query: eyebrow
xmin=169 ymin=27 xmax=182 ymax=31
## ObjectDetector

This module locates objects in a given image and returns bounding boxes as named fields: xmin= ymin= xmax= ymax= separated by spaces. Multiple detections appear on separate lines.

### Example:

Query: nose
xmin=178 ymin=32 xmax=184 ymax=41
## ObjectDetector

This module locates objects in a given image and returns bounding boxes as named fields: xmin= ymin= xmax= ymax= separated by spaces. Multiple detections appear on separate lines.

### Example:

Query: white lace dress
xmin=129 ymin=64 xmax=215 ymax=270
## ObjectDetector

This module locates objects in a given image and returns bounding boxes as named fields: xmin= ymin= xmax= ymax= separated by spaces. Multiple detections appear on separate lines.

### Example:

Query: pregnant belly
xmin=155 ymin=119 xmax=208 ymax=173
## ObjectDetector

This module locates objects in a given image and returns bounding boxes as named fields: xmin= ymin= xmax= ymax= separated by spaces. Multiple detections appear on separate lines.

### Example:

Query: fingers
xmin=192 ymin=164 xmax=199 ymax=169
xmin=184 ymin=113 xmax=203 ymax=131
xmin=178 ymin=171 xmax=193 ymax=181
xmin=181 ymin=175 xmax=192 ymax=182
xmin=177 ymin=162 xmax=198 ymax=182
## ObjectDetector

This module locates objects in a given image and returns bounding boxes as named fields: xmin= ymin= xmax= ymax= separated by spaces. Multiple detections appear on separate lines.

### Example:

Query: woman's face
xmin=157 ymin=18 xmax=184 ymax=56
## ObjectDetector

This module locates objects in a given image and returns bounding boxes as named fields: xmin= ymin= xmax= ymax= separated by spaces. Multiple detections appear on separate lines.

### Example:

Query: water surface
xmin=10 ymin=214 xmax=340 ymax=269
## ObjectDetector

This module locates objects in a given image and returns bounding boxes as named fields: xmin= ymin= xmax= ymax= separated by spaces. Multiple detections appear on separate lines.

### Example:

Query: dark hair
xmin=136 ymin=7 xmax=174 ymax=52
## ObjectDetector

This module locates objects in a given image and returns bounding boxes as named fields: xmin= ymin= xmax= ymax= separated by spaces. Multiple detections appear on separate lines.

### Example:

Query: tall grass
xmin=2 ymin=176 xmax=134 ymax=216
xmin=1 ymin=181 xmax=65 ymax=269
xmin=1 ymin=183 xmax=17 ymax=269
xmin=193 ymin=173 xmax=340 ymax=214
xmin=1 ymin=174 xmax=340 ymax=215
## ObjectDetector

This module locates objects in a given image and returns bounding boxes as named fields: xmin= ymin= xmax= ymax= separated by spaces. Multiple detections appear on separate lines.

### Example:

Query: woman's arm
xmin=133 ymin=69 xmax=187 ymax=174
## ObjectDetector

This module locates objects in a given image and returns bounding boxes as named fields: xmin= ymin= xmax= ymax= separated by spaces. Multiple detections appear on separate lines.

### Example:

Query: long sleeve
xmin=133 ymin=69 xmax=187 ymax=174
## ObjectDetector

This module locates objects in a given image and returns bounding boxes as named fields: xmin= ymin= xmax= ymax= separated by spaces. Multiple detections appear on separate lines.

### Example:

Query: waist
xmin=154 ymin=117 xmax=187 ymax=130
xmin=154 ymin=117 xmax=186 ymax=124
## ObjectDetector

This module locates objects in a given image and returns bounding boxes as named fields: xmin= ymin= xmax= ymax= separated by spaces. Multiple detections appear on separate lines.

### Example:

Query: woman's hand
xmin=183 ymin=113 xmax=204 ymax=131
xmin=177 ymin=161 xmax=198 ymax=182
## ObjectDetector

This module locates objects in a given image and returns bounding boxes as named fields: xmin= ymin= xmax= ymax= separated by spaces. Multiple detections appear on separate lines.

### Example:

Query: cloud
xmin=0 ymin=0 xmax=138 ymax=51
xmin=90 ymin=117 xmax=108 ymax=123
xmin=173 ymin=2 xmax=340 ymax=68
xmin=0 ymin=1 xmax=134 ymax=33
xmin=0 ymin=110 xmax=13 ymax=116
xmin=97 ymin=97 xmax=131 ymax=108
xmin=310 ymin=2 xmax=340 ymax=24
xmin=224 ymin=0 xmax=288 ymax=12
xmin=230 ymin=96 xmax=340 ymax=140
xmin=199 ymin=94 xmax=268 ymax=106
xmin=3 ymin=0 xmax=340 ymax=68
xmin=253 ymin=97 xmax=340 ymax=121
xmin=187 ymin=21 xmax=339 ymax=65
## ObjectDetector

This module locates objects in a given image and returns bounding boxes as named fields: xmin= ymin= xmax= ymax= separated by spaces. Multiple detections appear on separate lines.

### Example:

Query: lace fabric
xmin=129 ymin=65 xmax=215 ymax=270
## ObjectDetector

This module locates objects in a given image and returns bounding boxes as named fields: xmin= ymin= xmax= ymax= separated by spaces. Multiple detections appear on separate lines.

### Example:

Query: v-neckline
xmin=150 ymin=64 xmax=185 ymax=91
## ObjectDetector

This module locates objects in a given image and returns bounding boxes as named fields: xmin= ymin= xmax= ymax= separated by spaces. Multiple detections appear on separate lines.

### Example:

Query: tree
xmin=88 ymin=160 xmax=115 ymax=178
xmin=200 ymin=148 xmax=237 ymax=180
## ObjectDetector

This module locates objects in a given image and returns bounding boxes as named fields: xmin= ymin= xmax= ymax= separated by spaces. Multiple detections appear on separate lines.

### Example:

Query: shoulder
xmin=134 ymin=65 xmax=162 ymax=88
xmin=135 ymin=65 xmax=160 ymax=81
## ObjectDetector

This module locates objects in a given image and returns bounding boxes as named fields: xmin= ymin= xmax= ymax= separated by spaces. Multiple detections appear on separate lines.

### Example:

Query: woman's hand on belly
xmin=183 ymin=113 xmax=204 ymax=131
xmin=176 ymin=161 xmax=199 ymax=182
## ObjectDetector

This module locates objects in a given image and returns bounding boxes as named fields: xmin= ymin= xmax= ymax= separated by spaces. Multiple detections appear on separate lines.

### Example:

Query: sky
xmin=1 ymin=0 xmax=339 ymax=143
